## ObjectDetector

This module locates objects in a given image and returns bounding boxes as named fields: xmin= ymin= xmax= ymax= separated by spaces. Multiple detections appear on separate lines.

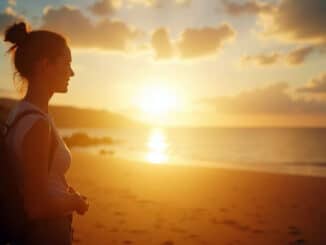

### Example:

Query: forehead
xmin=61 ymin=45 xmax=72 ymax=62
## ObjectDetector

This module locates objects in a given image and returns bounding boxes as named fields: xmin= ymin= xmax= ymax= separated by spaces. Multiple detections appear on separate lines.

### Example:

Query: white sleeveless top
xmin=5 ymin=100 xmax=72 ymax=202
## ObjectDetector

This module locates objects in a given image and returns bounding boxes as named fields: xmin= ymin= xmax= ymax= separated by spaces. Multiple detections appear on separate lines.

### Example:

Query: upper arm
xmin=21 ymin=117 xmax=51 ymax=217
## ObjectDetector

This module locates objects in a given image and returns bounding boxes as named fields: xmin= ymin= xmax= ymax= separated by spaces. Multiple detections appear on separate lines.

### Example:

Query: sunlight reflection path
xmin=146 ymin=127 xmax=169 ymax=164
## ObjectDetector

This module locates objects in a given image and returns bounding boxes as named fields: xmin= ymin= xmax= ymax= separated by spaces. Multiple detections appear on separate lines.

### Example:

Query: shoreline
xmin=71 ymin=148 xmax=326 ymax=179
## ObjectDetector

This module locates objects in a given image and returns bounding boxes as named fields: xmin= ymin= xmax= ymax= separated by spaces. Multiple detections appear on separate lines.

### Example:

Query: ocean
xmin=59 ymin=127 xmax=326 ymax=177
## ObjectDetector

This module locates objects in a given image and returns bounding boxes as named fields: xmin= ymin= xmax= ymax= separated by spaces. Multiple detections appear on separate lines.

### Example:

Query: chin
xmin=55 ymin=87 xmax=68 ymax=93
xmin=58 ymin=84 xmax=69 ymax=93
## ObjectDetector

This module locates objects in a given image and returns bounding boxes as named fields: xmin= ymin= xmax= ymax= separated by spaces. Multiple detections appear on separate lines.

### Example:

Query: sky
xmin=1 ymin=0 xmax=326 ymax=127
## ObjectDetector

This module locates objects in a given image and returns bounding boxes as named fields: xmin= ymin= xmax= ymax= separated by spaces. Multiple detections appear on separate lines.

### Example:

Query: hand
xmin=68 ymin=186 xmax=88 ymax=201
xmin=68 ymin=186 xmax=79 ymax=195
xmin=72 ymin=193 xmax=89 ymax=215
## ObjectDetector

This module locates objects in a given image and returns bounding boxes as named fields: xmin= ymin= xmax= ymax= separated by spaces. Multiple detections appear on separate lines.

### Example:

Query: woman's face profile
xmin=47 ymin=45 xmax=74 ymax=94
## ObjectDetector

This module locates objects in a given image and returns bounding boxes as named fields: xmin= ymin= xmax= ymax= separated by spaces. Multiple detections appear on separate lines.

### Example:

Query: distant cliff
xmin=0 ymin=98 xmax=146 ymax=128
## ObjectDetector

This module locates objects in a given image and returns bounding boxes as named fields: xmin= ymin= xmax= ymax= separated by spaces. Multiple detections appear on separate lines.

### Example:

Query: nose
xmin=70 ymin=67 xmax=75 ymax=77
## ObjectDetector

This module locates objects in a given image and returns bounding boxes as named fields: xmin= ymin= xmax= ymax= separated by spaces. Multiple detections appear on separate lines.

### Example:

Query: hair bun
xmin=4 ymin=22 xmax=29 ymax=46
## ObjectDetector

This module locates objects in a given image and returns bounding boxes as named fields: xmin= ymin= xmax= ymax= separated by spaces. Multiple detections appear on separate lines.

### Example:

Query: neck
xmin=23 ymin=79 xmax=53 ymax=113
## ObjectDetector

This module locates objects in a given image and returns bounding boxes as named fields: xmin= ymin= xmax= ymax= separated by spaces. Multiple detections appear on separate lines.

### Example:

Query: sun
xmin=136 ymin=85 xmax=178 ymax=117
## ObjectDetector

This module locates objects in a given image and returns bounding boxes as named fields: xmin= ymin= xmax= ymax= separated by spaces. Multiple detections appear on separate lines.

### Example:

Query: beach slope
xmin=68 ymin=151 xmax=326 ymax=245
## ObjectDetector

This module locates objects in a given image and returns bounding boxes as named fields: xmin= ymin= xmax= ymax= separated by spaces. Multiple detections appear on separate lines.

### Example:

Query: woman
xmin=3 ymin=22 xmax=89 ymax=244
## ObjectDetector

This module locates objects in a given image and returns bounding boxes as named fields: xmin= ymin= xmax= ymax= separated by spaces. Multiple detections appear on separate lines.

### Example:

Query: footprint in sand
xmin=291 ymin=204 xmax=299 ymax=209
xmin=219 ymin=219 xmax=251 ymax=231
xmin=251 ymin=228 xmax=264 ymax=234
xmin=120 ymin=191 xmax=137 ymax=199
xmin=187 ymin=234 xmax=199 ymax=239
xmin=289 ymin=239 xmax=306 ymax=245
xmin=94 ymin=222 xmax=105 ymax=229
xmin=154 ymin=223 xmax=162 ymax=229
xmin=118 ymin=219 xmax=126 ymax=224
xmin=211 ymin=217 xmax=218 ymax=224
xmin=128 ymin=229 xmax=148 ymax=234
xmin=108 ymin=227 xmax=119 ymax=232
xmin=170 ymin=226 xmax=186 ymax=233
xmin=227 ymin=239 xmax=241 ymax=245
xmin=288 ymin=226 xmax=301 ymax=236
xmin=179 ymin=212 xmax=196 ymax=222
xmin=161 ymin=240 xmax=174 ymax=245
xmin=114 ymin=211 xmax=125 ymax=216
xmin=194 ymin=208 xmax=207 ymax=213
xmin=154 ymin=216 xmax=164 ymax=229
xmin=123 ymin=240 xmax=133 ymax=244
xmin=288 ymin=227 xmax=306 ymax=245
xmin=219 ymin=208 xmax=228 ymax=213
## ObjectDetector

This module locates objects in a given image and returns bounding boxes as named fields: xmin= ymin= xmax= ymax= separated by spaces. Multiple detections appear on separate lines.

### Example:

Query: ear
xmin=37 ymin=58 xmax=51 ymax=72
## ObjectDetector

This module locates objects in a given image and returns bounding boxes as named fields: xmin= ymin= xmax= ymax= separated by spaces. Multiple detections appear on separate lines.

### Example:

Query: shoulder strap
xmin=5 ymin=109 xmax=57 ymax=172
xmin=5 ymin=109 xmax=45 ymax=133
xmin=48 ymin=127 xmax=58 ymax=172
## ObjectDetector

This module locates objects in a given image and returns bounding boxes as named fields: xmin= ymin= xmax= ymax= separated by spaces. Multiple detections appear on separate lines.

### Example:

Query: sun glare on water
xmin=146 ymin=128 xmax=169 ymax=164
xmin=134 ymin=84 xmax=178 ymax=164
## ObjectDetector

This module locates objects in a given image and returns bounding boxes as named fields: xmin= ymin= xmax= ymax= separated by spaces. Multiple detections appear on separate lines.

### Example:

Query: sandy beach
xmin=67 ymin=151 xmax=326 ymax=245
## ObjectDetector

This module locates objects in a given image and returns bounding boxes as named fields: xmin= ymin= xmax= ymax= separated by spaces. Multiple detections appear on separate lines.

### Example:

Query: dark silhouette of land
xmin=0 ymin=98 xmax=146 ymax=128
xmin=63 ymin=132 xmax=116 ymax=148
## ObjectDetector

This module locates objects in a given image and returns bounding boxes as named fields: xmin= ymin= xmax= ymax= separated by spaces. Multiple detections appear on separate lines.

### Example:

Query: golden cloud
xmin=259 ymin=0 xmax=326 ymax=44
xmin=41 ymin=6 xmax=139 ymax=51
xmin=224 ymin=0 xmax=326 ymax=45
xmin=241 ymin=44 xmax=326 ymax=67
xmin=151 ymin=28 xmax=174 ymax=59
xmin=201 ymin=82 xmax=326 ymax=114
xmin=297 ymin=73 xmax=326 ymax=93
xmin=126 ymin=0 xmax=191 ymax=8
xmin=150 ymin=24 xmax=235 ymax=60
xmin=222 ymin=0 xmax=274 ymax=16
xmin=285 ymin=46 xmax=315 ymax=65
xmin=177 ymin=24 xmax=235 ymax=59
xmin=241 ymin=53 xmax=280 ymax=66
xmin=88 ymin=0 xmax=117 ymax=16
xmin=7 ymin=0 xmax=16 ymax=6
xmin=0 ymin=7 xmax=22 ymax=35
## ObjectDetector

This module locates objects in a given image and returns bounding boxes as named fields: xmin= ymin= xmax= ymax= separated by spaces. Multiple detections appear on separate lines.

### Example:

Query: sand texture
xmin=67 ymin=151 xmax=326 ymax=245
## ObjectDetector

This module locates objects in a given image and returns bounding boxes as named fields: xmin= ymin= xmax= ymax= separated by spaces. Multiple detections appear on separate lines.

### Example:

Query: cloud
xmin=224 ymin=1 xmax=326 ymax=45
xmin=297 ymin=73 xmax=326 ymax=93
xmin=241 ymin=44 xmax=326 ymax=67
xmin=151 ymin=27 xmax=174 ymax=59
xmin=88 ymin=0 xmax=118 ymax=16
xmin=174 ymin=0 xmax=191 ymax=7
xmin=177 ymin=23 xmax=235 ymax=59
xmin=126 ymin=0 xmax=191 ymax=8
xmin=224 ymin=0 xmax=326 ymax=64
xmin=7 ymin=0 xmax=16 ymax=6
xmin=285 ymin=46 xmax=315 ymax=65
xmin=155 ymin=0 xmax=191 ymax=8
xmin=0 ymin=7 xmax=22 ymax=35
xmin=150 ymin=23 xmax=235 ymax=60
xmin=241 ymin=53 xmax=280 ymax=66
xmin=222 ymin=0 xmax=274 ymax=16
xmin=200 ymin=82 xmax=326 ymax=114
xmin=259 ymin=0 xmax=326 ymax=44
xmin=41 ymin=6 xmax=139 ymax=51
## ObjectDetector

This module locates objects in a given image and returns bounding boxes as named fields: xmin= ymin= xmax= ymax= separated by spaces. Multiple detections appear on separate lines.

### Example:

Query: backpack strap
xmin=5 ymin=110 xmax=44 ymax=132
xmin=5 ymin=109 xmax=57 ymax=172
